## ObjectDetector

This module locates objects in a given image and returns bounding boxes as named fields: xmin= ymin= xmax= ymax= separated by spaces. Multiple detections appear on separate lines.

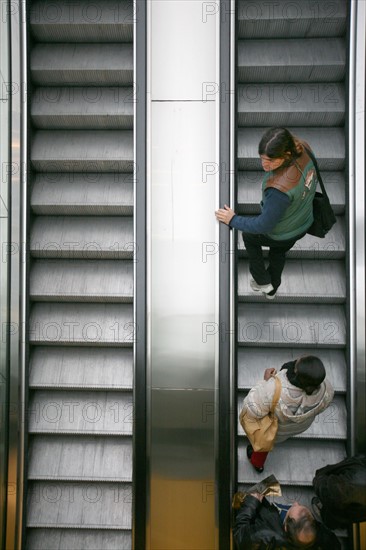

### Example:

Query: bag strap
xmin=303 ymin=145 xmax=329 ymax=199
xmin=270 ymin=376 xmax=282 ymax=414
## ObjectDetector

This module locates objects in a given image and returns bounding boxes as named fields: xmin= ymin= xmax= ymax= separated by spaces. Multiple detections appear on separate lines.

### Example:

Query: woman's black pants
xmin=242 ymin=231 xmax=306 ymax=291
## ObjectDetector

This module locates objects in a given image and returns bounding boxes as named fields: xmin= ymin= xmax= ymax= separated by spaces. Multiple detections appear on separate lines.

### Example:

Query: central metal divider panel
xmin=147 ymin=2 xmax=220 ymax=548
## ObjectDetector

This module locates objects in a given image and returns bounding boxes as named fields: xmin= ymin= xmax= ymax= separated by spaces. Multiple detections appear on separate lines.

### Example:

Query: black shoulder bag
xmin=304 ymin=146 xmax=337 ymax=238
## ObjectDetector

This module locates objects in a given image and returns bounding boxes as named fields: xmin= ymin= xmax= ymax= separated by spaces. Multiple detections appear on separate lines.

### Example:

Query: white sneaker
xmin=250 ymin=279 xmax=274 ymax=294
xmin=265 ymin=290 xmax=277 ymax=300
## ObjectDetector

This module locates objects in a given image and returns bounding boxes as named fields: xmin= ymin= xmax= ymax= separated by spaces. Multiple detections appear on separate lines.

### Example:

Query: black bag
xmin=304 ymin=147 xmax=337 ymax=238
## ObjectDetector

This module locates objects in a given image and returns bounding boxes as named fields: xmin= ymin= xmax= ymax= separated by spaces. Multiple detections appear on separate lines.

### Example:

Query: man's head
xmin=284 ymin=502 xmax=318 ymax=548
xmin=294 ymin=356 xmax=326 ymax=395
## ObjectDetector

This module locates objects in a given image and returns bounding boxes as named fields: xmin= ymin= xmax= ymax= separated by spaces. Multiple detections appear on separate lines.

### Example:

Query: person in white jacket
xmin=241 ymin=356 xmax=334 ymax=473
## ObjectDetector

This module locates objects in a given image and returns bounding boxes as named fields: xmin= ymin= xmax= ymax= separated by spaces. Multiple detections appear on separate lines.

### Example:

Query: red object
xmin=251 ymin=450 xmax=269 ymax=468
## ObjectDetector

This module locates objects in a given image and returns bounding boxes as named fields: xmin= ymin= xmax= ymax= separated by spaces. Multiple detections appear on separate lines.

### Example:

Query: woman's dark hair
xmin=258 ymin=127 xmax=302 ymax=162
xmin=296 ymin=356 xmax=326 ymax=395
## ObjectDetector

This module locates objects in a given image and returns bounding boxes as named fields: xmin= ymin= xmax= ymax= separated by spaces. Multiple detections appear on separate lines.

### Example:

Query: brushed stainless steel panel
xmin=6 ymin=1 xmax=27 ymax=548
xmin=150 ymin=102 xmax=217 ymax=390
xmin=151 ymin=0 xmax=217 ymax=100
xmin=148 ymin=3 xmax=219 ymax=544
xmin=348 ymin=0 xmax=366 ymax=455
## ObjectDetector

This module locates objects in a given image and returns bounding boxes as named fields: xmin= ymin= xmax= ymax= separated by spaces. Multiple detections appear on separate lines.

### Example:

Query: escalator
xmin=236 ymin=0 xmax=348 ymax=532
xmin=26 ymin=1 xmax=134 ymax=547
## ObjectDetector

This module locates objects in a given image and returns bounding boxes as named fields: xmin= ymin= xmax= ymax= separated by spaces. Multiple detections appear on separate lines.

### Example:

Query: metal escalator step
xmin=237 ymin=0 xmax=347 ymax=39
xmin=28 ymin=435 xmax=132 ymax=481
xmin=30 ymin=0 xmax=133 ymax=43
xmin=237 ymin=347 xmax=347 ymax=393
xmin=238 ymin=38 xmax=345 ymax=83
xmin=31 ymin=173 xmax=133 ymax=216
xmin=237 ymin=394 xmax=346 ymax=440
xmin=238 ymin=127 xmax=345 ymax=170
xmin=29 ymin=390 xmax=133 ymax=434
xmin=237 ymin=303 xmax=346 ymax=347
xmin=238 ymin=83 xmax=345 ymax=127
xmin=237 ymin=171 xmax=345 ymax=214
xmin=238 ymin=260 xmax=346 ymax=303
xmin=31 ymin=44 xmax=133 ymax=85
xmin=27 ymin=529 xmax=132 ymax=550
xmin=237 ymin=439 xmax=346 ymax=485
xmin=30 ymin=260 xmax=133 ymax=302
xmin=31 ymin=130 xmax=133 ymax=172
xmin=29 ymin=347 xmax=133 ymax=390
xmin=27 ymin=481 xmax=132 ymax=529
xmin=30 ymin=217 xmax=133 ymax=259
xmin=32 ymin=87 xmax=134 ymax=130
xmin=29 ymin=303 xmax=134 ymax=346
xmin=237 ymin=217 xmax=346 ymax=259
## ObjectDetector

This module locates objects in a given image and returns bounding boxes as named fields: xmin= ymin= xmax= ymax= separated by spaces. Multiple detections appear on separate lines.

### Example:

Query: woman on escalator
xmin=215 ymin=127 xmax=317 ymax=299
xmin=240 ymin=355 xmax=334 ymax=473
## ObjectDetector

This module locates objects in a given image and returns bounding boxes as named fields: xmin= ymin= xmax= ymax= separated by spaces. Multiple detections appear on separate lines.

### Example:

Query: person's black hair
xmin=285 ymin=510 xmax=318 ymax=548
xmin=258 ymin=127 xmax=302 ymax=163
xmin=296 ymin=356 xmax=326 ymax=395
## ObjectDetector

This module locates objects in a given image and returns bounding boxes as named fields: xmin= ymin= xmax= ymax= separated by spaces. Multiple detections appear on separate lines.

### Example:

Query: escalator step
xmin=237 ymin=347 xmax=347 ymax=393
xmin=28 ymin=390 xmax=133 ymax=434
xmin=28 ymin=435 xmax=132 ymax=481
xmin=32 ymin=87 xmax=134 ymax=130
xmin=27 ymin=481 xmax=132 ymax=529
xmin=30 ymin=0 xmax=133 ymax=42
xmin=30 ymin=260 xmax=133 ymax=302
xmin=29 ymin=302 xmax=134 ymax=346
xmin=31 ymin=130 xmax=133 ymax=172
xmin=31 ymin=173 xmax=133 ymax=216
xmin=31 ymin=44 xmax=133 ymax=85
xmin=29 ymin=347 xmax=133 ymax=390
xmin=238 ymin=83 xmax=345 ymax=127
xmin=237 ymin=439 xmax=346 ymax=485
xmin=238 ymin=127 xmax=345 ymax=170
xmin=238 ymin=38 xmax=345 ymax=83
xmin=237 ymin=171 xmax=345 ymax=214
xmin=238 ymin=260 xmax=346 ymax=303
xmin=237 ymin=303 xmax=346 ymax=347
xmin=30 ymin=216 xmax=133 ymax=259
xmin=27 ymin=529 xmax=132 ymax=550
xmin=237 ymin=0 xmax=347 ymax=39
xmin=237 ymin=394 xmax=347 ymax=439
